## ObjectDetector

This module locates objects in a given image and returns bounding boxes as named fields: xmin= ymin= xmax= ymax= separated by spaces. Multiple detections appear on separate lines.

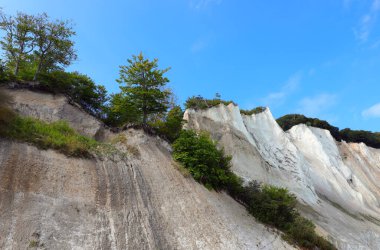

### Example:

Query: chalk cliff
xmin=185 ymin=104 xmax=380 ymax=249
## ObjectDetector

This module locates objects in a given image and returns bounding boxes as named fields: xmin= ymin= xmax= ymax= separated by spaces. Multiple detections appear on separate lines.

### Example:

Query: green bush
xmin=276 ymin=114 xmax=341 ymax=140
xmin=246 ymin=184 xmax=297 ymax=229
xmin=240 ymin=106 xmax=267 ymax=115
xmin=172 ymin=129 xmax=335 ymax=249
xmin=277 ymin=114 xmax=380 ymax=149
xmin=39 ymin=71 xmax=108 ymax=119
xmin=150 ymin=106 xmax=184 ymax=142
xmin=0 ymin=115 xmax=100 ymax=158
xmin=172 ymin=130 xmax=236 ymax=190
xmin=340 ymin=128 xmax=380 ymax=149
xmin=232 ymin=181 xmax=336 ymax=249
xmin=185 ymin=95 xmax=236 ymax=110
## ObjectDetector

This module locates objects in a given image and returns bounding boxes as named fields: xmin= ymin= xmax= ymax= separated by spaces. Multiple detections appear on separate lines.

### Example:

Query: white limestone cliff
xmin=185 ymin=104 xmax=380 ymax=249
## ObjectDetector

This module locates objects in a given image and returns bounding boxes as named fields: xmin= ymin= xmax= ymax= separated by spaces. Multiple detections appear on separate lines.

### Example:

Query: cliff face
xmin=0 ymin=89 xmax=294 ymax=250
xmin=185 ymin=104 xmax=380 ymax=250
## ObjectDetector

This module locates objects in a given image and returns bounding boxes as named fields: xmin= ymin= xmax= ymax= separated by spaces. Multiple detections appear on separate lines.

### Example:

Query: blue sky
xmin=1 ymin=0 xmax=380 ymax=131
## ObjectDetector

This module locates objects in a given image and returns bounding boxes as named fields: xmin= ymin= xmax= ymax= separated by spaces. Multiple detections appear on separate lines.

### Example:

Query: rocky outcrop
xmin=0 ymin=89 xmax=295 ymax=249
xmin=185 ymin=104 xmax=380 ymax=250
xmin=3 ymin=88 xmax=105 ymax=139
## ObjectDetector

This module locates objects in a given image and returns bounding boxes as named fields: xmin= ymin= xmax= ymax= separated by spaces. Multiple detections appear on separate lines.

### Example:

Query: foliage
xmin=0 ymin=11 xmax=35 ymax=76
xmin=32 ymin=13 xmax=76 ymax=80
xmin=340 ymin=128 xmax=380 ymax=149
xmin=277 ymin=114 xmax=380 ymax=149
xmin=0 ymin=115 xmax=100 ymax=157
xmin=246 ymin=184 xmax=297 ymax=229
xmin=104 ymin=93 xmax=140 ymax=127
xmin=240 ymin=106 xmax=267 ymax=115
xmin=172 ymin=128 xmax=335 ymax=249
xmin=284 ymin=216 xmax=335 ymax=249
xmin=172 ymin=130 xmax=236 ymax=190
xmin=0 ymin=88 xmax=16 ymax=130
xmin=39 ymin=71 xmax=108 ymax=119
xmin=150 ymin=105 xmax=184 ymax=142
xmin=185 ymin=95 xmax=236 ymax=110
xmin=117 ymin=52 xmax=171 ymax=125
xmin=0 ymin=11 xmax=76 ymax=80
xmin=276 ymin=114 xmax=341 ymax=140
xmin=228 ymin=181 xmax=336 ymax=249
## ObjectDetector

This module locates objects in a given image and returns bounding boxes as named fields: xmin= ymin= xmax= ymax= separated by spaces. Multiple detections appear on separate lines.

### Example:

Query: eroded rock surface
xmin=0 ymin=89 xmax=294 ymax=249
xmin=4 ymin=88 xmax=105 ymax=139
xmin=185 ymin=104 xmax=380 ymax=249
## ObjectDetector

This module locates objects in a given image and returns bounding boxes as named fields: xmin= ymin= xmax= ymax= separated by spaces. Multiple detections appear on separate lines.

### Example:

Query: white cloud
xmin=297 ymin=94 xmax=337 ymax=116
xmin=343 ymin=0 xmax=353 ymax=9
xmin=354 ymin=0 xmax=380 ymax=42
xmin=373 ymin=0 xmax=380 ymax=11
xmin=190 ymin=0 xmax=222 ymax=10
xmin=260 ymin=73 xmax=301 ymax=106
xmin=362 ymin=103 xmax=380 ymax=118
xmin=191 ymin=38 xmax=208 ymax=53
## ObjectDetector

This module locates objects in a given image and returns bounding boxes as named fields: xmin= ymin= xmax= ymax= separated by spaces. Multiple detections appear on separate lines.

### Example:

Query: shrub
xmin=172 ymin=129 xmax=335 ymax=249
xmin=285 ymin=216 xmax=336 ymax=249
xmin=245 ymin=184 xmax=297 ymax=229
xmin=340 ymin=128 xmax=380 ymax=149
xmin=277 ymin=114 xmax=380 ymax=149
xmin=231 ymin=181 xmax=336 ymax=249
xmin=172 ymin=130 xmax=235 ymax=190
xmin=240 ymin=106 xmax=267 ymax=115
xmin=38 ymin=71 xmax=108 ymax=119
xmin=185 ymin=95 xmax=236 ymax=110
xmin=150 ymin=106 xmax=184 ymax=142
xmin=276 ymin=114 xmax=341 ymax=140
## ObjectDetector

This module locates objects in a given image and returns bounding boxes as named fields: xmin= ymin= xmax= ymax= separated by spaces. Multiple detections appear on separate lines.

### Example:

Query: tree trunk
xmin=142 ymin=110 xmax=147 ymax=126
xmin=33 ymin=58 xmax=43 ymax=81
xmin=14 ymin=59 xmax=20 ymax=76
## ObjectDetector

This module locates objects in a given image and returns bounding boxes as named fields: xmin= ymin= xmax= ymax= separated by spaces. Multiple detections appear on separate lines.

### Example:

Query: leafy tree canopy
xmin=117 ymin=52 xmax=171 ymax=125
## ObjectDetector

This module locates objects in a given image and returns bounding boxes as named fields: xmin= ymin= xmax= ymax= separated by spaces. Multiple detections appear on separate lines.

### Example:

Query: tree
xmin=151 ymin=105 xmax=184 ymax=142
xmin=105 ymin=93 xmax=140 ymax=127
xmin=32 ymin=13 xmax=76 ymax=80
xmin=0 ymin=11 xmax=35 ymax=76
xmin=117 ymin=52 xmax=171 ymax=125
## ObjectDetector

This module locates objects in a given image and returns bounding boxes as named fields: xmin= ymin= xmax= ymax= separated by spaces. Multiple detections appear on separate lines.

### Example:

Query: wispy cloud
xmin=343 ymin=0 xmax=353 ymax=9
xmin=191 ymin=38 xmax=208 ymax=53
xmin=362 ymin=103 xmax=380 ymax=118
xmin=260 ymin=72 xmax=302 ymax=106
xmin=297 ymin=93 xmax=337 ymax=117
xmin=189 ymin=0 xmax=222 ymax=10
xmin=354 ymin=0 xmax=380 ymax=42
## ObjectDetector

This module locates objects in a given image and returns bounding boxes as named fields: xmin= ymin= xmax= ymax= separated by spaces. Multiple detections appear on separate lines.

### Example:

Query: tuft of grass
xmin=172 ymin=161 xmax=191 ymax=178
xmin=29 ymin=240 xmax=38 ymax=248
xmin=1 ymin=116 xmax=98 ymax=157
xmin=0 ymin=112 xmax=121 ymax=158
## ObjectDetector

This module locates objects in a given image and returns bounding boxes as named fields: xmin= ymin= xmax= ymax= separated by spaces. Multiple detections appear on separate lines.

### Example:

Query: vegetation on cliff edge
xmin=172 ymin=129 xmax=336 ymax=250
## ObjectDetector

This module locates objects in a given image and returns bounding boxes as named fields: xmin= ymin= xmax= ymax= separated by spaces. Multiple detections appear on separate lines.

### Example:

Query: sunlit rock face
xmin=0 ymin=89 xmax=296 ymax=250
xmin=4 ymin=88 xmax=105 ymax=139
xmin=185 ymin=104 xmax=380 ymax=250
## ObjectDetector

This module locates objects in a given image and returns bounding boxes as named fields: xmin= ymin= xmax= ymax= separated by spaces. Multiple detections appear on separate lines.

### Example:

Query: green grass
xmin=0 ymin=113 xmax=105 ymax=158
